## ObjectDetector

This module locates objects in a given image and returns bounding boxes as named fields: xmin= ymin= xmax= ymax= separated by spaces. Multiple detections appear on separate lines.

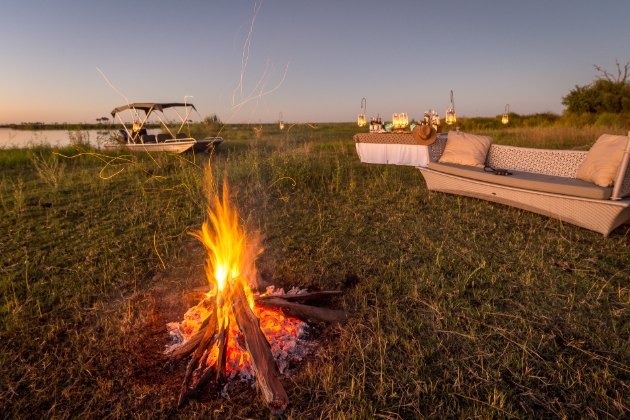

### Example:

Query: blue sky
xmin=1 ymin=0 xmax=629 ymax=124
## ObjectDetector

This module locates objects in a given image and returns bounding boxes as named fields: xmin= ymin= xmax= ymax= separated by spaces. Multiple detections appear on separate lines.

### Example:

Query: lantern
xmin=392 ymin=113 xmax=408 ymax=129
xmin=279 ymin=111 xmax=284 ymax=130
xmin=502 ymin=104 xmax=509 ymax=125
xmin=358 ymin=114 xmax=366 ymax=127
xmin=446 ymin=90 xmax=456 ymax=125
xmin=358 ymin=98 xmax=367 ymax=127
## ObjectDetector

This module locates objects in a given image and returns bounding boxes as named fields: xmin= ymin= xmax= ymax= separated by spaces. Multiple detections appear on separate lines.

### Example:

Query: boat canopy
xmin=110 ymin=102 xmax=197 ymax=118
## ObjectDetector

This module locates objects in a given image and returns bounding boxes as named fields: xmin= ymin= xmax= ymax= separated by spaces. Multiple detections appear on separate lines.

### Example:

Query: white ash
xmin=164 ymin=286 xmax=317 ymax=390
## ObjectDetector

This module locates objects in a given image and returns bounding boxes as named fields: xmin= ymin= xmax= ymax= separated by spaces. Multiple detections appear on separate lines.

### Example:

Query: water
xmin=0 ymin=128 xmax=161 ymax=149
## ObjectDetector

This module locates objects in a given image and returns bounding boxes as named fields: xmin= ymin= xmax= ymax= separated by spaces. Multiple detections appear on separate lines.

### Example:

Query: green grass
xmin=1 ymin=125 xmax=630 ymax=418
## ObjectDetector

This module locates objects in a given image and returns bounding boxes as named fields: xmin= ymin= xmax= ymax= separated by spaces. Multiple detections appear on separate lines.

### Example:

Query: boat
xmin=103 ymin=102 xmax=223 ymax=153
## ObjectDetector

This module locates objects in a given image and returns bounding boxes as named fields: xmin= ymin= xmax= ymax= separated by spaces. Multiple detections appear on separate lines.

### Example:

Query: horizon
xmin=1 ymin=0 xmax=629 ymax=125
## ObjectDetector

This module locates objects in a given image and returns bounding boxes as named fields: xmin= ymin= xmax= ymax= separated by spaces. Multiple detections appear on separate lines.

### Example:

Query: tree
xmin=562 ymin=59 xmax=630 ymax=114
xmin=594 ymin=59 xmax=629 ymax=83
xmin=204 ymin=114 xmax=222 ymax=125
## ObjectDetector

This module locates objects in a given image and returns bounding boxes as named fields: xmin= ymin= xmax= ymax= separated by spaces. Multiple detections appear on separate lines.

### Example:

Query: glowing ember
xmin=166 ymin=289 xmax=311 ymax=382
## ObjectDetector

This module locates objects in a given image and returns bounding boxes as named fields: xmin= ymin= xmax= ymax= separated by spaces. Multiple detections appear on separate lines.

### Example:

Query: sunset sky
xmin=1 ymin=0 xmax=629 ymax=124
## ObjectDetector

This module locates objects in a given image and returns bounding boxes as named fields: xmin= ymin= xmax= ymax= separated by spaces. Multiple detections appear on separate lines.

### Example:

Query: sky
xmin=1 ymin=0 xmax=629 ymax=124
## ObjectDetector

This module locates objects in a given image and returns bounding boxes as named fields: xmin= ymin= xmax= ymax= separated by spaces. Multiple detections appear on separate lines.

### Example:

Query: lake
xmin=0 ymin=128 xmax=162 ymax=149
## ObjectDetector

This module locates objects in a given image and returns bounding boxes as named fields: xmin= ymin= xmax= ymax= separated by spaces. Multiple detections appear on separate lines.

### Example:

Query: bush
xmin=562 ymin=60 xmax=630 ymax=115
xmin=204 ymin=114 xmax=222 ymax=125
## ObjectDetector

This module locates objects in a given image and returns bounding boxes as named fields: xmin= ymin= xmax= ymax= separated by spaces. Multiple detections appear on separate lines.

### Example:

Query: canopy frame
xmin=111 ymin=102 xmax=198 ymax=143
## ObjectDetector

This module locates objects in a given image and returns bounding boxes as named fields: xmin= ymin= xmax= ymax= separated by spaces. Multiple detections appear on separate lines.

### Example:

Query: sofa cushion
xmin=576 ymin=134 xmax=629 ymax=187
xmin=438 ymin=131 xmax=493 ymax=168
xmin=428 ymin=162 xmax=613 ymax=200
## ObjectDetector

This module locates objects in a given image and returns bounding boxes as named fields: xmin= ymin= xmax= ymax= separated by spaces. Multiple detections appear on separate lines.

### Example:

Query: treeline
xmin=1 ymin=123 xmax=161 ymax=131
xmin=453 ymin=111 xmax=630 ymax=130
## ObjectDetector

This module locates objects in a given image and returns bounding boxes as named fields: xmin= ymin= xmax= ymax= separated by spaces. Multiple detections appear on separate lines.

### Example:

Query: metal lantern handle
xmin=450 ymin=90 xmax=455 ymax=110
xmin=502 ymin=104 xmax=510 ymax=125
xmin=361 ymin=98 xmax=366 ymax=116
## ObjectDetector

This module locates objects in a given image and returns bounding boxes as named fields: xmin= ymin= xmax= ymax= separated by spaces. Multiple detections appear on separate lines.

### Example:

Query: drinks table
xmin=353 ymin=132 xmax=446 ymax=167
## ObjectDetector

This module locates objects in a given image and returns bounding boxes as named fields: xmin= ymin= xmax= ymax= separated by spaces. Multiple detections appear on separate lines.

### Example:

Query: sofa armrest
xmin=611 ymin=135 xmax=630 ymax=200
xmin=427 ymin=135 xmax=448 ymax=162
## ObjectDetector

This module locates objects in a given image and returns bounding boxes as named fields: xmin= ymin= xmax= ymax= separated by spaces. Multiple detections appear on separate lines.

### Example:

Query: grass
xmin=1 ymin=124 xmax=630 ymax=418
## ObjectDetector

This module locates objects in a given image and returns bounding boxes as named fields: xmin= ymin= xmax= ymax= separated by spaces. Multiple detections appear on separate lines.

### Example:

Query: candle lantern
xmin=358 ymin=114 xmax=365 ymax=127
xmin=502 ymin=104 xmax=509 ymax=125
xmin=358 ymin=98 xmax=367 ymax=127
xmin=279 ymin=112 xmax=284 ymax=130
xmin=446 ymin=90 xmax=456 ymax=125
xmin=393 ymin=113 xmax=408 ymax=129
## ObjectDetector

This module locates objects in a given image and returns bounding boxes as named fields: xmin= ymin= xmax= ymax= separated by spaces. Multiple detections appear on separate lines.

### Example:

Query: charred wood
xmin=256 ymin=298 xmax=348 ymax=324
xmin=170 ymin=325 xmax=206 ymax=364
xmin=215 ymin=318 xmax=229 ymax=383
xmin=190 ymin=363 xmax=216 ymax=395
xmin=168 ymin=299 xmax=216 ymax=363
xmin=256 ymin=290 xmax=342 ymax=303
xmin=233 ymin=282 xmax=289 ymax=416
xmin=178 ymin=310 xmax=218 ymax=407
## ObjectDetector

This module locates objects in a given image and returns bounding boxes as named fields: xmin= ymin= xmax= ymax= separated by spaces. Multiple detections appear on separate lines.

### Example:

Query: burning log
xmin=256 ymin=297 xmax=348 ymax=324
xmin=233 ymin=281 xmax=289 ymax=416
xmin=168 ymin=309 xmax=215 ymax=363
xmin=178 ymin=309 xmax=218 ymax=407
xmin=193 ymin=287 xmax=343 ymax=304
xmin=215 ymin=318 xmax=229 ymax=383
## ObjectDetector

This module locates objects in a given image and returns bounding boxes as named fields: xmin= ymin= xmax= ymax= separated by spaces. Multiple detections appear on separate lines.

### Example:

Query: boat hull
xmin=103 ymin=138 xmax=223 ymax=154
xmin=191 ymin=138 xmax=224 ymax=153
xmin=104 ymin=140 xmax=195 ymax=154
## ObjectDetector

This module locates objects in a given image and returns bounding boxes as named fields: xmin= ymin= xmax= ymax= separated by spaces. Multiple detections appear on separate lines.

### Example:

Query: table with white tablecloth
xmin=353 ymin=133 xmax=446 ymax=167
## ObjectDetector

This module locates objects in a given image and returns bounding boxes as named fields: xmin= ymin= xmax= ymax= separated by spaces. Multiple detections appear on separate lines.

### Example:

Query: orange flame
xmin=183 ymin=178 xmax=306 ymax=380
xmin=190 ymin=180 xmax=260 ymax=328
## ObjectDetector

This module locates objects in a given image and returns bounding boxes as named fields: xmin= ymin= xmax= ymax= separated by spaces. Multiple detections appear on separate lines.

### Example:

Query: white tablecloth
xmin=355 ymin=143 xmax=429 ymax=167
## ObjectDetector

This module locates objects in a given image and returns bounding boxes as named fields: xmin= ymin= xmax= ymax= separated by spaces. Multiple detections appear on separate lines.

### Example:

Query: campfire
xmin=164 ymin=181 xmax=347 ymax=416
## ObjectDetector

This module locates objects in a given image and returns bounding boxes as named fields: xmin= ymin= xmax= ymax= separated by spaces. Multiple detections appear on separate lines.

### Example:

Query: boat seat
xmin=175 ymin=133 xmax=188 ymax=139
xmin=156 ymin=134 xmax=172 ymax=142
xmin=141 ymin=134 xmax=156 ymax=143
xmin=427 ymin=161 xmax=613 ymax=200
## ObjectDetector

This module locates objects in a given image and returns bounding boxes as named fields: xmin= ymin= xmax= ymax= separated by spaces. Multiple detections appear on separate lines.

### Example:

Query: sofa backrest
xmin=486 ymin=145 xmax=587 ymax=178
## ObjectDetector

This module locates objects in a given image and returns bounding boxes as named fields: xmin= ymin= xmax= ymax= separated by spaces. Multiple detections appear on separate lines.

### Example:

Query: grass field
xmin=2 ymin=124 xmax=630 ymax=419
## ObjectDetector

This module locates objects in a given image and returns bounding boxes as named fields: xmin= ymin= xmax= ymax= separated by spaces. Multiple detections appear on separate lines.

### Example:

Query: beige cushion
xmin=438 ymin=131 xmax=493 ymax=168
xmin=428 ymin=162 xmax=613 ymax=200
xmin=576 ymin=134 xmax=629 ymax=187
